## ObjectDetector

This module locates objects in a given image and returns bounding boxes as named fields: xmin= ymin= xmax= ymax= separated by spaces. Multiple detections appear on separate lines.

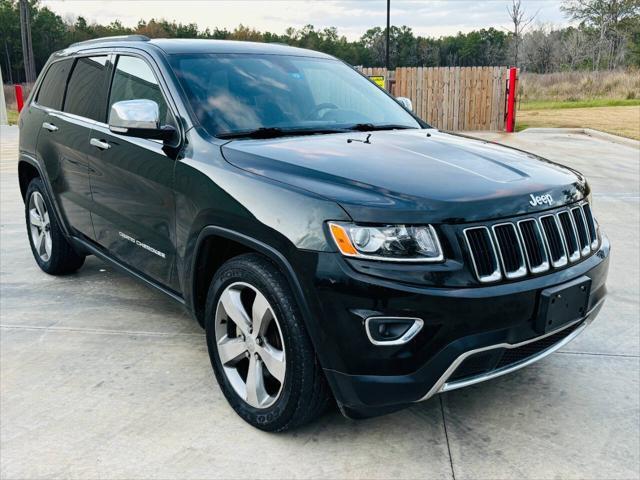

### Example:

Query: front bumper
xmin=419 ymin=300 xmax=602 ymax=400
xmin=298 ymin=234 xmax=610 ymax=418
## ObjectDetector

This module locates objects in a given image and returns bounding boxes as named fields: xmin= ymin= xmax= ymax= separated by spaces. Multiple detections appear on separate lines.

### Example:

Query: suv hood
xmin=221 ymin=129 xmax=588 ymax=224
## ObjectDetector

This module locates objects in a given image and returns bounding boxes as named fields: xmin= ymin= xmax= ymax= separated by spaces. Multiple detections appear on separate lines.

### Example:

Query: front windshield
xmin=169 ymin=53 xmax=422 ymax=137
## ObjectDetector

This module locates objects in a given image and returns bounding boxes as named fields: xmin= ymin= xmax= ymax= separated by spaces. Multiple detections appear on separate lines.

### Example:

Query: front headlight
xmin=328 ymin=222 xmax=444 ymax=262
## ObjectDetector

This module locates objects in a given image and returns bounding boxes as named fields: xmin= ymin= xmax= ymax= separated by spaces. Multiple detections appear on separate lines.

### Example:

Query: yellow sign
xmin=368 ymin=75 xmax=385 ymax=89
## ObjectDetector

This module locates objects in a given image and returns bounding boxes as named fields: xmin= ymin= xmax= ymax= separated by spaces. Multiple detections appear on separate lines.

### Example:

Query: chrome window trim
xmin=463 ymin=226 xmax=502 ymax=283
xmin=516 ymin=218 xmax=550 ymax=274
xmin=539 ymin=214 xmax=569 ymax=268
xmin=491 ymin=223 xmax=527 ymax=279
xmin=364 ymin=317 xmax=424 ymax=346
xmin=417 ymin=296 xmax=605 ymax=402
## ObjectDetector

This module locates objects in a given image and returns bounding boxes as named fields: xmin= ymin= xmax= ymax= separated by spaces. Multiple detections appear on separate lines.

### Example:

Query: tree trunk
xmin=19 ymin=0 xmax=36 ymax=83
xmin=4 ymin=41 xmax=13 ymax=85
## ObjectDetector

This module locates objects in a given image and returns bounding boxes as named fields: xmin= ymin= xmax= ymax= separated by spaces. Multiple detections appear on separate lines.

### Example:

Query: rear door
xmin=88 ymin=54 xmax=179 ymax=288
xmin=35 ymin=55 xmax=110 ymax=240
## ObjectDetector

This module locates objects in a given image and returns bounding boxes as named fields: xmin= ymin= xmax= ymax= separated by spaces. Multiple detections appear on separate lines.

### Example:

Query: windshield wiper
xmin=344 ymin=123 xmax=417 ymax=132
xmin=217 ymin=126 xmax=348 ymax=140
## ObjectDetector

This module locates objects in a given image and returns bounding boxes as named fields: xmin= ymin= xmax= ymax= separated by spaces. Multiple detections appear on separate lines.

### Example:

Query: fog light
xmin=365 ymin=317 xmax=424 ymax=346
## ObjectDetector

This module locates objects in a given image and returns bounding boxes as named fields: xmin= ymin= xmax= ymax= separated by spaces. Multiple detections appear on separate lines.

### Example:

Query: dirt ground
xmin=517 ymin=105 xmax=640 ymax=140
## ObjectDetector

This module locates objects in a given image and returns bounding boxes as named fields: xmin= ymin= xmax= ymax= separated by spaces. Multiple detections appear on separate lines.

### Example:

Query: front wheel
xmin=204 ymin=253 xmax=331 ymax=431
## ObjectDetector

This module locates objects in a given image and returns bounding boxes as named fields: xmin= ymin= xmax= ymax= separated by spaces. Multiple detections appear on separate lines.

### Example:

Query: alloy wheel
xmin=214 ymin=282 xmax=286 ymax=409
xmin=28 ymin=191 xmax=52 ymax=262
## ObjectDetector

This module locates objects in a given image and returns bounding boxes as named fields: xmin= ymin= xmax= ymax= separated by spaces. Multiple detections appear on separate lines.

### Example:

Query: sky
xmin=40 ymin=0 xmax=571 ymax=40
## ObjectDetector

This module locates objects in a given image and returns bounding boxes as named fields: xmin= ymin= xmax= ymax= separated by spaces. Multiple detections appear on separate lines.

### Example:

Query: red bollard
xmin=505 ymin=67 xmax=517 ymax=133
xmin=15 ymin=84 xmax=24 ymax=113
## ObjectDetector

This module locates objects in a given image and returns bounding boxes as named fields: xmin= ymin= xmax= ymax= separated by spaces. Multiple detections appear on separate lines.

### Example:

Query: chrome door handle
xmin=42 ymin=122 xmax=58 ymax=132
xmin=90 ymin=138 xmax=111 ymax=150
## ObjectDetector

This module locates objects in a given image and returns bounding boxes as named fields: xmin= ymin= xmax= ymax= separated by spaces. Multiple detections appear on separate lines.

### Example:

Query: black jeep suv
xmin=18 ymin=36 xmax=609 ymax=431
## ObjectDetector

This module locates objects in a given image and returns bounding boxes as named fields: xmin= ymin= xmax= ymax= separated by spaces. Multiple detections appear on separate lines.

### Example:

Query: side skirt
xmin=70 ymin=235 xmax=186 ymax=306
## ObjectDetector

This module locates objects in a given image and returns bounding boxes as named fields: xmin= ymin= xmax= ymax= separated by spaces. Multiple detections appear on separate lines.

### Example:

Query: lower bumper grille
xmin=449 ymin=321 xmax=583 ymax=382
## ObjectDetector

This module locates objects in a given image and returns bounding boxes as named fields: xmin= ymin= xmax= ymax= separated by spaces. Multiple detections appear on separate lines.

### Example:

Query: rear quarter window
xmin=64 ymin=56 xmax=109 ymax=121
xmin=36 ymin=59 xmax=73 ymax=110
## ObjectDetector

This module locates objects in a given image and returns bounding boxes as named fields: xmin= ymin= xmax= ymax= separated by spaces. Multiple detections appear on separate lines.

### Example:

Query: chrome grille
xmin=582 ymin=203 xmax=598 ymax=249
xmin=464 ymin=202 xmax=599 ymax=283
xmin=571 ymin=207 xmax=591 ymax=256
xmin=492 ymin=223 xmax=526 ymax=279
xmin=463 ymin=227 xmax=501 ymax=283
xmin=518 ymin=219 xmax=550 ymax=273
xmin=539 ymin=215 xmax=568 ymax=267
xmin=557 ymin=211 xmax=580 ymax=262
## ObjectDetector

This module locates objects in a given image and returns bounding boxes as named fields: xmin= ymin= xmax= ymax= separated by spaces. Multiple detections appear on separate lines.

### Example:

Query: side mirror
xmin=109 ymin=99 xmax=175 ymax=141
xmin=396 ymin=97 xmax=413 ymax=112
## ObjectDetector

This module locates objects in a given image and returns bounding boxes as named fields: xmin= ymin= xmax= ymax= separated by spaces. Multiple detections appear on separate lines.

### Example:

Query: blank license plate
xmin=536 ymin=276 xmax=591 ymax=333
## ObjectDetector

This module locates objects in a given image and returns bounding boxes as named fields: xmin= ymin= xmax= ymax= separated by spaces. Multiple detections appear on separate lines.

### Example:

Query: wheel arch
xmin=188 ymin=227 xmax=316 ymax=339
xmin=18 ymin=156 xmax=72 ymax=237
xmin=18 ymin=159 xmax=41 ymax=200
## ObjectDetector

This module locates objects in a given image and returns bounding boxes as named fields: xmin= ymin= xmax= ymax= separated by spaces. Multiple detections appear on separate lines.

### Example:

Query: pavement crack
xmin=556 ymin=350 xmax=639 ymax=358
xmin=439 ymin=395 xmax=456 ymax=480
xmin=0 ymin=324 xmax=204 ymax=338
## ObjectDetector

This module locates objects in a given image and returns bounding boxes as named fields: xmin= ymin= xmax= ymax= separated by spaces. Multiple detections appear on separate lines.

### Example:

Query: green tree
xmin=1 ymin=0 xmax=637 ymax=84
xmin=30 ymin=6 xmax=67 ymax=70
xmin=0 ymin=0 xmax=21 ymax=82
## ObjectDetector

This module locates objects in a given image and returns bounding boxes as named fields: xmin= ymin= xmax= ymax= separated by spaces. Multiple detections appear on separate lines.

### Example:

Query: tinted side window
xmin=108 ymin=56 xmax=174 ymax=126
xmin=36 ymin=59 xmax=73 ymax=110
xmin=64 ymin=56 xmax=109 ymax=121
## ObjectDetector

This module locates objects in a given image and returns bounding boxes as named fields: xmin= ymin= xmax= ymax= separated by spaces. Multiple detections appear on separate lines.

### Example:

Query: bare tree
xmin=562 ymin=28 xmax=592 ymax=69
xmin=507 ymin=0 xmax=538 ymax=67
xmin=522 ymin=26 xmax=562 ymax=72
xmin=561 ymin=0 xmax=640 ymax=69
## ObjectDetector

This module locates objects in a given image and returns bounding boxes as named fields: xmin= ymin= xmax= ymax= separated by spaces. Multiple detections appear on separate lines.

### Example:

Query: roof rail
xmin=69 ymin=35 xmax=150 ymax=48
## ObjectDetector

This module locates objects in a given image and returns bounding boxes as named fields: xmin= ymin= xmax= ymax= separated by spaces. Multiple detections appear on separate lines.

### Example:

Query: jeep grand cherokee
xmin=18 ymin=36 xmax=609 ymax=431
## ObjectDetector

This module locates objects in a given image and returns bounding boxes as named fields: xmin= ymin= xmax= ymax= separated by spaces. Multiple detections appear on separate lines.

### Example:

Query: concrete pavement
xmin=1 ymin=125 xmax=638 ymax=479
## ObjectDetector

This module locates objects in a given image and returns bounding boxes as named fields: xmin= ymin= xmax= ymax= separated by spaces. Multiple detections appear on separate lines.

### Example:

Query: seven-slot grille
xmin=464 ymin=202 xmax=599 ymax=283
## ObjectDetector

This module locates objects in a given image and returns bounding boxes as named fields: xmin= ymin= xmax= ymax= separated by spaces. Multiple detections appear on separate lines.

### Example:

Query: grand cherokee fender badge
xmin=119 ymin=232 xmax=166 ymax=259
xmin=529 ymin=193 xmax=554 ymax=207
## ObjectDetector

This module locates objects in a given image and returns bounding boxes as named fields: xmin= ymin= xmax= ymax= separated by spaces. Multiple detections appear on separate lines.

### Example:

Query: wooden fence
xmin=359 ymin=66 xmax=510 ymax=131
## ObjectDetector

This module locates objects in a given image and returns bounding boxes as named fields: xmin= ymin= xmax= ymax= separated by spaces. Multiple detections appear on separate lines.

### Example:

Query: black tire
xmin=204 ymin=253 xmax=331 ymax=432
xmin=25 ymin=177 xmax=85 ymax=275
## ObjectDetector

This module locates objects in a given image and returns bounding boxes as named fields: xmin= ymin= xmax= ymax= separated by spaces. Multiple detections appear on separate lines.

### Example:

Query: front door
xmin=88 ymin=54 xmax=178 ymax=288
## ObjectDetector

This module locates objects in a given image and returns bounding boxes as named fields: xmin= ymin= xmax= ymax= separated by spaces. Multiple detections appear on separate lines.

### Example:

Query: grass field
xmin=516 ymin=105 xmax=640 ymax=140
xmin=519 ymin=70 xmax=640 ymax=103
xmin=517 ymin=70 xmax=640 ymax=140
xmin=7 ymin=109 xmax=18 ymax=125
xmin=519 ymin=98 xmax=640 ymax=111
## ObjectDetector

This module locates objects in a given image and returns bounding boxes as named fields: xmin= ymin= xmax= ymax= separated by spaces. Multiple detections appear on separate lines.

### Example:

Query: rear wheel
xmin=204 ymin=253 xmax=330 ymax=431
xmin=25 ymin=178 xmax=85 ymax=275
